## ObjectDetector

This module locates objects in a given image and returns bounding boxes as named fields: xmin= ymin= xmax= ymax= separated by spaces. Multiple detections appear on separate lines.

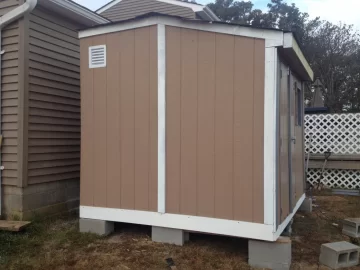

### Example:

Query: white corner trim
xmin=157 ymin=24 xmax=166 ymax=214
xmin=264 ymin=47 xmax=278 ymax=227
xmin=79 ymin=16 xmax=284 ymax=48
xmin=80 ymin=206 xmax=276 ymax=241
xmin=47 ymin=0 xmax=110 ymax=24
xmin=274 ymin=193 xmax=306 ymax=238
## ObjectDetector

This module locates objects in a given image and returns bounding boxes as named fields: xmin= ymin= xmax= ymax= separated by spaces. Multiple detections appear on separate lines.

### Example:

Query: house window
xmin=295 ymin=83 xmax=303 ymax=126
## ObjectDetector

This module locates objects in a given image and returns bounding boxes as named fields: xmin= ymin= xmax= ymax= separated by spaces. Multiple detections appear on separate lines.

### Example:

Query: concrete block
xmin=319 ymin=241 xmax=360 ymax=269
xmin=249 ymin=236 xmax=291 ymax=270
xmin=79 ymin=218 xmax=114 ymax=236
xmin=342 ymin=218 xmax=360 ymax=238
xmin=299 ymin=197 xmax=312 ymax=213
xmin=152 ymin=226 xmax=189 ymax=246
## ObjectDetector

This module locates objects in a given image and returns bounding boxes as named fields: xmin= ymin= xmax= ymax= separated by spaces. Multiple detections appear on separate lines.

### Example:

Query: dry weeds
xmin=1 ymin=193 xmax=360 ymax=269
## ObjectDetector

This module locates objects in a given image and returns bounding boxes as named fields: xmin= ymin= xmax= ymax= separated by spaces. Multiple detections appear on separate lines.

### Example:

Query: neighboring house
xmin=0 ymin=0 xmax=109 ymax=220
xmin=97 ymin=0 xmax=220 ymax=21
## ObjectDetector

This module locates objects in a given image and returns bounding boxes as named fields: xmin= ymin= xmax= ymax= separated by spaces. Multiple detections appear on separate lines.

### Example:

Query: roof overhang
xmin=38 ymin=0 xmax=110 ymax=26
xmin=79 ymin=14 xmax=313 ymax=81
xmin=97 ymin=0 xmax=220 ymax=21
xmin=282 ymin=33 xmax=314 ymax=81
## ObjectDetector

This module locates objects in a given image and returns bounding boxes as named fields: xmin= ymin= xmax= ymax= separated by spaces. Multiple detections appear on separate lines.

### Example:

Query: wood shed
xmin=79 ymin=13 xmax=314 ymax=242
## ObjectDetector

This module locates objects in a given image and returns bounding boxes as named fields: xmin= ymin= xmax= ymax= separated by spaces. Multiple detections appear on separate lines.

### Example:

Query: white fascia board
xmin=80 ymin=206 xmax=276 ymax=241
xmin=283 ymin=32 xmax=314 ymax=81
xmin=48 ymin=0 xmax=110 ymax=24
xmin=263 ymin=47 xmax=278 ymax=227
xmin=79 ymin=16 xmax=284 ymax=47
xmin=97 ymin=0 xmax=122 ymax=14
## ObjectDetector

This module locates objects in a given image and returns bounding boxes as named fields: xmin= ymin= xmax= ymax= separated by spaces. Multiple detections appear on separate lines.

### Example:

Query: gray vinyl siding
xmin=1 ymin=0 xmax=21 ymax=186
xmin=26 ymin=7 xmax=82 ymax=185
xmin=100 ymin=0 xmax=196 ymax=21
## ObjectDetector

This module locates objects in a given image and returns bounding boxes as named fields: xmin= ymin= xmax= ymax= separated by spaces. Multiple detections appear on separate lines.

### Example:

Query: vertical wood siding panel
xmin=120 ymin=30 xmax=135 ymax=210
xmin=279 ymin=62 xmax=290 ymax=222
xmin=165 ymin=26 xmax=181 ymax=214
xmin=149 ymin=26 xmax=158 ymax=212
xmin=214 ymin=34 xmax=234 ymax=220
xmin=233 ymin=37 xmax=254 ymax=222
xmin=252 ymin=39 xmax=265 ymax=223
xmin=105 ymin=32 xmax=121 ymax=209
xmin=180 ymin=29 xmax=197 ymax=216
xmin=293 ymin=74 xmax=304 ymax=203
xmin=92 ymin=35 xmax=107 ymax=207
xmin=197 ymin=31 xmax=216 ymax=218
xmin=134 ymin=27 xmax=150 ymax=211
xmin=80 ymin=38 xmax=93 ymax=206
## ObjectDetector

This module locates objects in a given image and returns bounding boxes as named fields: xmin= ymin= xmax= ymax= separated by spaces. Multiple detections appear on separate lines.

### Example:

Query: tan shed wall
xmin=26 ymin=7 xmax=82 ymax=185
xmin=80 ymin=26 xmax=158 ymax=211
xmin=165 ymin=26 xmax=265 ymax=223
xmin=1 ymin=0 xmax=22 ymax=187
xmin=279 ymin=61 xmax=290 ymax=222
xmin=100 ymin=0 xmax=195 ymax=22
xmin=278 ymin=59 xmax=305 ymax=224
xmin=292 ymin=73 xmax=305 ymax=203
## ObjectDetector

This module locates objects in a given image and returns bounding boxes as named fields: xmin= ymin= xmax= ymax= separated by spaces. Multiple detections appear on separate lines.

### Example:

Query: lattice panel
xmin=305 ymin=113 xmax=360 ymax=154
xmin=307 ymin=168 xmax=360 ymax=189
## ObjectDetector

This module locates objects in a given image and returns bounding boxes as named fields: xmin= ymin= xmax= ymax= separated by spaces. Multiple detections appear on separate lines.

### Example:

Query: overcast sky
xmin=74 ymin=0 xmax=360 ymax=30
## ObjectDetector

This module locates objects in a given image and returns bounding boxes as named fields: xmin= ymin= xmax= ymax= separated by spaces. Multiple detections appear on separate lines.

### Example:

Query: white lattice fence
xmin=307 ymin=168 xmax=360 ymax=189
xmin=305 ymin=113 xmax=360 ymax=189
xmin=305 ymin=113 xmax=360 ymax=154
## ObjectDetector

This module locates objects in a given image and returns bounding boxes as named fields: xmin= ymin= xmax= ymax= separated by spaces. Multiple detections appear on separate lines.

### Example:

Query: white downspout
xmin=0 ymin=0 xmax=37 ymax=217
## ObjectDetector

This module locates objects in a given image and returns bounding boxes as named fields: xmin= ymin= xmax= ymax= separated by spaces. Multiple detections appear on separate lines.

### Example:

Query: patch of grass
xmin=0 ymin=214 xmax=101 ymax=270
xmin=1 ymin=194 xmax=360 ymax=269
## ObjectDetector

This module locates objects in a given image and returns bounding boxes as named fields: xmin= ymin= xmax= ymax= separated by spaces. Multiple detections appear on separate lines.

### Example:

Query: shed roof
xmin=79 ymin=12 xmax=314 ymax=81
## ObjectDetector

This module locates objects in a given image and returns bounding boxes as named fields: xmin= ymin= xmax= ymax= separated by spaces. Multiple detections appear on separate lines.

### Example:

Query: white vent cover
xmin=89 ymin=45 xmax=106 ymax=68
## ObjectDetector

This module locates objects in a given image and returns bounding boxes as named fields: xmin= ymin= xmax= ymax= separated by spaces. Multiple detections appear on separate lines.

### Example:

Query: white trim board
xmin=263 ymin=47 xmax=278 ymax=227
xmin=80 ymin=206 xmax=275 ymax=241
xmin=274 ymin=193 xmax=306 ymax=238
xmin=79 ymin=16 xmax=284 ymax=47
xmin=157 ymin=24 xmax=166 ymax=213
xmin=41 ymin=0 xmax=110 ymax=24
xmin=80 ymin=194 xmax=306 ymax=242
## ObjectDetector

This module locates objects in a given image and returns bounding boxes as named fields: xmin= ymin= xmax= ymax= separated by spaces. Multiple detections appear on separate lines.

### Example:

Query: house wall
xmin=1 ymin=0 xmax=23 ymax=217
xmin=27 ymin=7 xmax=81 ymax=186
xmin=2 ymin=4 xmax=84 ymax=219
xmin=1 ymin=0 xmax=21 ymax=188
xmin=80 ymin=26 xmax=158 ymax=211
xmin=165 ymin=26 xmax=265 ymax=223
xmin=99 ymin=0 xmax=195 ymax=21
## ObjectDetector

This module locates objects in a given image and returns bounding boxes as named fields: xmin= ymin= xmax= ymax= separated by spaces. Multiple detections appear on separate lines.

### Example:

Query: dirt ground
xmin=1 ymin=193 xmax=360 ymax=270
